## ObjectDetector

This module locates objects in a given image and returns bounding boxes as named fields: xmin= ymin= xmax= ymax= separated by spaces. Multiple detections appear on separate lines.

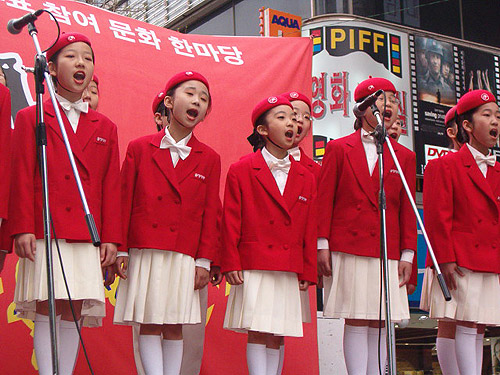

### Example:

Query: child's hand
xmin=317 ymin=249 xmax=332 ymax=277
xmin=441 ymin=262 xmax=465 ymax=290
xmin=225 ymin=271 xmax=244 ymax=285
xmin=209 ymin=266 xmax=224 ymax=286
xmin=15 ymin=233 xmax=36 ymax=261
xmin=100 ymin=242 xmax=117 ymax=267
xmin=398 ymin=260 xmax=412 ymax=287
xmin=407 ymin=284 xmax=416 ymax=295
xmin=102 ymin=265 xmax=116 ymax=287
xmin=194 ymin=266 xmax=210 ymax=290
xmin=299 ymin=280 xmax=310 ymax=291
xmin=115 ymin=256 xmax=129 ymax=279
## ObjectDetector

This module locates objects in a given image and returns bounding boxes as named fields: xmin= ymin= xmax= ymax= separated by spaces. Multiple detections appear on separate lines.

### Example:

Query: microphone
xmin=353 ymin=89 xmax=384 ymax=118
xmin=7 ymin=9 xmax=43 ymax=35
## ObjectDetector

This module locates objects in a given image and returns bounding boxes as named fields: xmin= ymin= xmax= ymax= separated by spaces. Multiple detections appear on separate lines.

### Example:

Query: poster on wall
xmin=411 ymin=35 xmax=500 ymax=174
xmin=0 ymin=1 xmax=317 ymax=374
xmin=302 ymin=20 xmax=413 ymax=159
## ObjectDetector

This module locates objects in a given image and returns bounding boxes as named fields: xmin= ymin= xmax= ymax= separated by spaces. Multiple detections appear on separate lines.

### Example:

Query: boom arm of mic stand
xmin=384 ymin=136 xmax=451 ymax=301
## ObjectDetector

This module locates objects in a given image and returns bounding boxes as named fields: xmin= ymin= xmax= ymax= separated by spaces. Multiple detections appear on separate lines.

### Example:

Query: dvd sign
xmin=425 ymin=144 xmax=451 ymax=164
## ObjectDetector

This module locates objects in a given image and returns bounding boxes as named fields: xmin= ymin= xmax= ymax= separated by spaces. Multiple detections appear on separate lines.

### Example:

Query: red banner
xmin=0 ymin=0 xmax=317 ymax=374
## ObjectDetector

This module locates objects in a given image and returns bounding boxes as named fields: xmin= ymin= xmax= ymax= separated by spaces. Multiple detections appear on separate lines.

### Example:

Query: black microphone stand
xmin=17 ymin=16 xmax=101 ymax=375
xmin=370 ymin=101 xmax=451 ymax=375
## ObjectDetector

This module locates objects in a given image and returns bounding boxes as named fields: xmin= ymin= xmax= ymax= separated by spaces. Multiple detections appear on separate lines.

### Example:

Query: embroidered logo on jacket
xmin=298 ymin=196 xmax=308 ymax=202
xmin=389 ymin=169 xmax=399 ymax=174
xmin=194 ymin=173 xmax=206 ymax=180
xmin=96 ymin=137 xmax=107 ymax=144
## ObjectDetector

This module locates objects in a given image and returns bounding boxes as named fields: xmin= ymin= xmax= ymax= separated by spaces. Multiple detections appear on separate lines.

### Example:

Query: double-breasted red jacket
xmin=317 ymin=130 xmax=418 ymax=278
xmin=221 ymin=150 xmax=317 ymax=284
xmin=120 ymin=130 xmax=221 ymax=261
xmin=9 ymin=99 xmax=121 ymax=244
xmin=424 ymin=145 xmax=500 ymax=273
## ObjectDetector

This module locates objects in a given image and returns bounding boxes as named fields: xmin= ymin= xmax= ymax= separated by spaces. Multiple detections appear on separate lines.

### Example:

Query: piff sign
xmin=262 ymin=8 xmax=302 ymax=37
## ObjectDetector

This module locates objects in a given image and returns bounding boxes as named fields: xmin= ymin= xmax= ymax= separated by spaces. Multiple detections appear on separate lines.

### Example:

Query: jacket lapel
xmin=346 ymin=131 xmax=378 ymax=207
xmin=461 ymin=146 xmax=498 ymax=208
xmin=253 ymin=151 xmax=291 ymax=218
xmin=151 ymin=130 xmax=181 ymax=196
xmin=371 ymin=139 xmax=399 ymax=188
xmin=283 ymin=159 xmax=305 ymax=212
xmin=175 ymin=135 xmax=202 ymax=184
xmin=44 ymin=99 xmax=89 ymax=173
xmin=75 ymin=111 xmax=99 ymax=151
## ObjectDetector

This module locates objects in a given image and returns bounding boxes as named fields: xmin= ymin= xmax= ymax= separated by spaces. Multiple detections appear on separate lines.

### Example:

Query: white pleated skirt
xmin=300 ymin=289 xmax=311 ymax=323
xmin=323 ymin=252 xmax=409 ymax=321
xmin=224 ymin=270 xmax=303 ymax=337
xmin=114 ymin=248 xmax=200 ymax=326
xmin=425 ymin=266 xmax=500 ymax=325
xmin=14 ymin=239 xmax=105 ymax=327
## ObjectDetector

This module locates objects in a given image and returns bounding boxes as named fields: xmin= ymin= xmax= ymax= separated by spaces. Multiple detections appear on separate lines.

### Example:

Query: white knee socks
xmin=436 ymin=337 xmax=459 ymax=375
xmin=277 ymin=345 xmax=284 ymax=375
xmin=247 ymin=343 xmax=267 ymax=375
xmin=59 ymin=319 xmax=80 ymax=375
xmin=455 ymin=325 xmax=478 ymax=375
xmin=34 ymin=314 xmax=55 ymax=375
xmin=343 ymin=325 xmax=368 ymax=375
xmin=162 ymin=339 xmax=183 ymax=375
xmin=367 ymin=327 xmax=386 ymax=375
xmin=265 ymin=348 xmax=280 ymax=375
xmin=139 ymin=334 xmax=163 ymax=375
xmin=476 ymin=333 xmax=484 ymax=375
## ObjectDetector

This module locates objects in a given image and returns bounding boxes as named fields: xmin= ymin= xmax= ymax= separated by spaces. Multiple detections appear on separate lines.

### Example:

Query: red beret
xmin=444 ymin=106 xmax=456 ymax=126
xmin=152 ymin=90 xmax=166 ymax=114
xmin=164 ymin=71 xmax=210 ymax=94
xmin=282 ymin=91 xmax=312 ymax=111
xmin=91 ymin=74 xmax=99 ymax=87
xmin=456 ymin=90 xmax=496 ymax=115
xmin=354 ymin=77 xmax=396 ymax=102
xmin=46 ymin=32 xmax=92 ymax=62
xmin=251 ymin=95 xmax=293 ymax=127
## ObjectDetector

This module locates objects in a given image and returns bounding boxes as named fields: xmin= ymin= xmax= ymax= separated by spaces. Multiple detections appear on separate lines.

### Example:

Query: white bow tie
xmin=474 ymin=153 xmax=496 ymax=167
xmin=288 ymin=147 xmax=301 ymax=161
xmin=59 ymin=100 xmax=89 ymax=114
xmin=161 ymin=137 xmax=192 ymax=160
xmin=362 ymin=131 xmax=376 ymax=143
xmin=268 ymin=159 xmax=291 ymax=174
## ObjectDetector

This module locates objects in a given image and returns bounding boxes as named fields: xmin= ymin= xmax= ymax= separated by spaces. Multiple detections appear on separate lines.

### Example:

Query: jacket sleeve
xmin=423 ymin=158 xmax=455 ymax=264
xmin=119 ymin=142 xmax=138 ymax=253
xmin=220 ymin=165 xmax=243 ymax=273
xmin=399 ymin=151 xmax=418 ymax=284
xmin=299 ymin=176 xmax=318 ymax=284
xmin=100 ymin=124 xmax=122 ymax=245
xmin=316 ymin=141 xmax=341 ymax=240
xmin=9 ymin=108 xmax=36 ymax=237
xmin=196 ymin=153 xmax=222 ymax=261
xmin=0 ymin=86 xmax=12 ymax=220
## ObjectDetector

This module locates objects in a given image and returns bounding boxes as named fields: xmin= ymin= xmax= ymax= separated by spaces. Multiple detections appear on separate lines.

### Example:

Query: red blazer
xmin=0 ymin=84 xmax=12 ymax=220
xmin=120 ymin=130 xmax=221 ymax=261
xmin=298 ymin=147 xmax=321 ymax=183
xmin=317 ymin=130 xmax=417 ymax=275
xmin=9 ymin=99 xmax=121 ymax=244
xmin=221 ymin=150 xmax=317 ymax=284
xmin=423 ymin=145 xmax=500 ymax=273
